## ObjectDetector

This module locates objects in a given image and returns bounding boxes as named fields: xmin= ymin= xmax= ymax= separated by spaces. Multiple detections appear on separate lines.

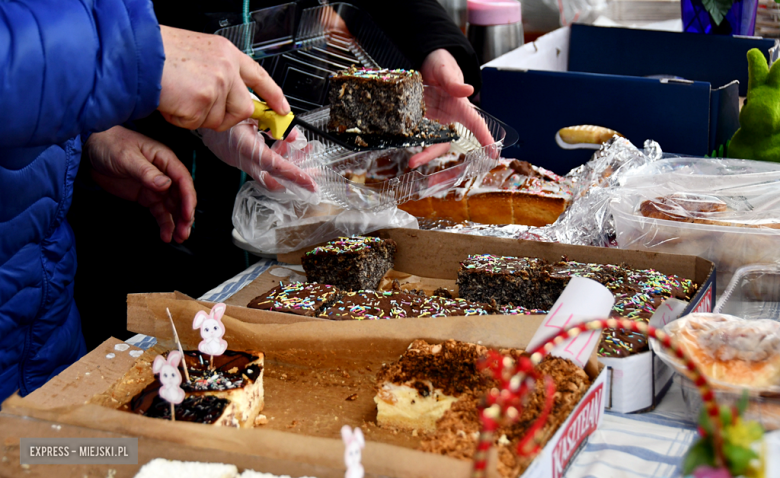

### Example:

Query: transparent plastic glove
xmin=199 ymin=120 xmax=318 ymax=200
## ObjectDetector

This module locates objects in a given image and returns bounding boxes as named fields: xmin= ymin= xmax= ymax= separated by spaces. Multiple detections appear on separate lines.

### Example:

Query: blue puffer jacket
xmin=0 ymin=0 xmax=165 ymax=401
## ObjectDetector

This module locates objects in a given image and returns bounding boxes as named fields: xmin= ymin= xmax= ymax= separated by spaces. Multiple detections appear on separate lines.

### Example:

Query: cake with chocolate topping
xmin=301 ymin=236 xmax=396 ymax=291
xmin=248 ymin=282 xmax=493 ymax=320
xmin=374 ymin=339 xmax=590 ymax=478
xmin=126 ymin=350 xmax=264 ymax=428
xmin=328 ymin=67 xmax=425 ymax=136
xmin=319 ymin=290 xmax=417 ymax=320
xmin=457 ymin=254 xmax=698 ymax=357
xmin=247 ymin=282 xmax=342 ymax=317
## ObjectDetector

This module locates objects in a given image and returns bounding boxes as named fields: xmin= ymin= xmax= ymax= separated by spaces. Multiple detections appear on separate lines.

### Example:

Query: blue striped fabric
xmin=126 ymin=258 xmax=280 ymax=351
xmin=568 ymin=378 xmax=696 ymax=478
xmin=126 ymin=260 xmax=701 ymax=477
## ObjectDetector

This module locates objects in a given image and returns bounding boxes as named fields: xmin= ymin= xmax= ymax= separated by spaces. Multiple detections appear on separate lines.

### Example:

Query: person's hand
xmin=84 ymin=126 xmax=197 ymax=243
xmin=199 ymin=122 xmax=317 ymax=194
xmin=158 ymin=25 xmax=290 ymax=132
xmin=410 ymin=49 xmax=495 ymax=169
xmin=420 ymin=48 xmax=474 ymax=99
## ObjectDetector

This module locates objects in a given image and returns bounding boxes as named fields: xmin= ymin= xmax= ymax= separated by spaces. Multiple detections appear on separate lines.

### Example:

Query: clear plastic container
xmin=610 ymin=157 xmax=780 ymax=289
xmin=286 ymin=97 xmax=507 ymax=211
xmin=679 ymin=375 xmax=780 ymax=430
xmin=219 ymin=2 xmax=513 ymax=211
xmin=715 ymin=264 xmax=780 ymax=321
xmin=217 ymin=3 xmax=412 ymax=113
xmin=654 ymin=312 xmax=780 ymax=430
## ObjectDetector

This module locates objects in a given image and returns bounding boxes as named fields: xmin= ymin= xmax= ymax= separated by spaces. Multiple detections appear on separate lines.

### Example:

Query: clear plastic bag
xmin=655 ymin=313 xmax=780 ymax=388
xmin=231 ymin=125 xmax=419 ymax=254
xmin=232 ymin=180 xmax=418 ymax=254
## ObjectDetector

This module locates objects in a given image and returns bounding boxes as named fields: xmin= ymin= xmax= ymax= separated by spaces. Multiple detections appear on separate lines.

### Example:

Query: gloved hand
xmin=199 ymin=120 xmax=318 ymax=196
xmin=729 ymin=48 xmax=780 ymax=162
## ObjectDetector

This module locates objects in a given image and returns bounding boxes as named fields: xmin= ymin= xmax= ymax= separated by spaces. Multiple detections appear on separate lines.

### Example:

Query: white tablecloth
xmin=126 ymin=258 xmax=698 ymax=478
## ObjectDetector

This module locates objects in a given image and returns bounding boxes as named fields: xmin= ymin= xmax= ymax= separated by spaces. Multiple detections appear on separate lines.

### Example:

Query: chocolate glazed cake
xmin=301 ymin=236 xmax=396 ymax=291
xmin=247 ymin=282 xmax=343 ymax=317
xmin=126 ymin=350 xmax=264 ymax=428
xmin=328 ymin=67 xmax=425 ymax=136
xmin=456 ymin=254 xmax=698 ymax=358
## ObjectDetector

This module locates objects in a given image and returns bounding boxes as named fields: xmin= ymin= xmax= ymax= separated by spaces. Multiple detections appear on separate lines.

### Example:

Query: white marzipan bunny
xmin=152 ymin=351 xmax=185 ymax=405
xmin=341 ymin=425 xmax=365 ymax=478
xmin=192 ymin=303 xmax=228 ymax=356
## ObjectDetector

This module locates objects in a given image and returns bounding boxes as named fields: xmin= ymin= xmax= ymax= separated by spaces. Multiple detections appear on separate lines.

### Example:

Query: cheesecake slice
xmin=374 ymin=339 xmax=592 ymax=478
xmin=127 ymin=350 xmax=264 ymax=428
xmin=374 ymin=339 xmax=492 ymax=432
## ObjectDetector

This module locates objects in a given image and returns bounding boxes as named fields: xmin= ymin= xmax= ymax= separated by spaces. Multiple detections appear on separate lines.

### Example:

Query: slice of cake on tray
xmin=247 ymin=282 xmax=342 ymax=317
xmin=301 ymin=236 xmax=397 ymax=291
xmin=126 ymin=350 xmax=264 ymax=428
xmin=373 ymin=339 xmax=591 ymax=478
xmin=457 ymin=254 xmax=698 ymax=358
xmin=328 ymin=67 xmax=425 ymax=136
xmin=374 ymin=340 xmax=492 ymax=432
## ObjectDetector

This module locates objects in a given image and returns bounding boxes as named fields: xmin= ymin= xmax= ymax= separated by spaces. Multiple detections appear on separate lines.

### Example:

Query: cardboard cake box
xmin=7 ymin=311 xmax=605 ymax=478
xmin=278 ymin=228 xmax=714 ymax=413
xmin=481 ymin=24 xmax=779 ymax=174
xmin=132 ymin=228 xmax=714 ymax=414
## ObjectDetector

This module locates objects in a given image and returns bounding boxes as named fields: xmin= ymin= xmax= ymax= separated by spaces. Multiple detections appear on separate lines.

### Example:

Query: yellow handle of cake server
xmin=251 ymin=99 xmax=295 ymax=140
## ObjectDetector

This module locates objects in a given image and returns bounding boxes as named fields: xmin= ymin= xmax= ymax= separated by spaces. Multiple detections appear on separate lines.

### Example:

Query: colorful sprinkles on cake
xmin=336 ymin=67 xmax=418 ymax=82
xmin=317 ymin=289 xmax=492 ymax=320
xmin=460 ymin=254 xmax=697 ymax=357
xmin=252 ymin=282 xmax=339 ymax=313
xmin=306 ymin=236 xmax=383 ymax=256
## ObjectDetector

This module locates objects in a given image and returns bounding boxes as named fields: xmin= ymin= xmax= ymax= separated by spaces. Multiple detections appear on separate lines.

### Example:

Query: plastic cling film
xmin=417 ymin=136 xmax=665 ymax=246
xmin=232 ymin=181 xmax=418 ymax=254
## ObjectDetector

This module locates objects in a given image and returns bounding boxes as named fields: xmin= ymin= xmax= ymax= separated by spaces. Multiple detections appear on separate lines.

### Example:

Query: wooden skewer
xmin=210 ymin=355 xmax=214 ymax=370
xmin=166 ymin=308 xmax=191 ymax=382
xmin=170 ymin=403 xmax=176 ymax=422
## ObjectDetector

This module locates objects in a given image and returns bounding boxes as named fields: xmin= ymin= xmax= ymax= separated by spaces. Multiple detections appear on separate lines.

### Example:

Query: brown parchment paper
xmin=8 ymin=308 xmax=572 ymax=478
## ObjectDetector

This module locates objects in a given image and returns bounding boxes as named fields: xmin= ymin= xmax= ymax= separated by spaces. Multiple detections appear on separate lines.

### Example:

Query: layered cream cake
xmin=126 ymin=350 xmax=264 ymax=428
xmin=374 ymin=339 xmax=591 ymax=478
xmin=374 ymin=340 xmax=488 ymax=432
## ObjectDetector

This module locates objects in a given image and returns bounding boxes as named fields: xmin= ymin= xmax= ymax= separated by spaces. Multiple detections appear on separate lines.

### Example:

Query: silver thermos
xmin=466 ymin=0 xmax=524 ymax=65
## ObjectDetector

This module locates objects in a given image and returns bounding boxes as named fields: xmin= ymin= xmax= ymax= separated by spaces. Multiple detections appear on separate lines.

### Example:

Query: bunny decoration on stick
xmin=341 ymin=425 xmax=365 ymax=478
xmin=166 ymin=307 xmax=190 ymax=382
xmin=192 ymin=303 xmax=228 ymax=369
xmin=152 ymin=351 xmax=185 ymax=421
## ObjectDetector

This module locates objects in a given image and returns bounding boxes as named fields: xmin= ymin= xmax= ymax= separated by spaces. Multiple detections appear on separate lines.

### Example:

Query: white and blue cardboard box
xmin=481 ymin=24 xmax=779 ymax=174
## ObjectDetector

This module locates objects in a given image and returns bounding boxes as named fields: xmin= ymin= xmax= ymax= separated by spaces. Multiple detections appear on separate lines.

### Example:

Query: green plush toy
xmin=729 ymin=49 xmax=780 ymax=162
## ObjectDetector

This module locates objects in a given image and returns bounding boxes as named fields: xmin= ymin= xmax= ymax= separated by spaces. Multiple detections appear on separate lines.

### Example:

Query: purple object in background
xmin=681 ymin=0 xmax=758 ymax=35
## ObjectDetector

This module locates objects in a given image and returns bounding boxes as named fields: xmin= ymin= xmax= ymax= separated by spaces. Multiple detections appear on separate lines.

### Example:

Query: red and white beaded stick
xmin=472 ymin=318 xmax=724 ymax=477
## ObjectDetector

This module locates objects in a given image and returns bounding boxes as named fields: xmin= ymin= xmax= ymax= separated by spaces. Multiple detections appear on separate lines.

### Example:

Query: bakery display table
xmin=125 ymin=258 xmax=699 ymax=478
